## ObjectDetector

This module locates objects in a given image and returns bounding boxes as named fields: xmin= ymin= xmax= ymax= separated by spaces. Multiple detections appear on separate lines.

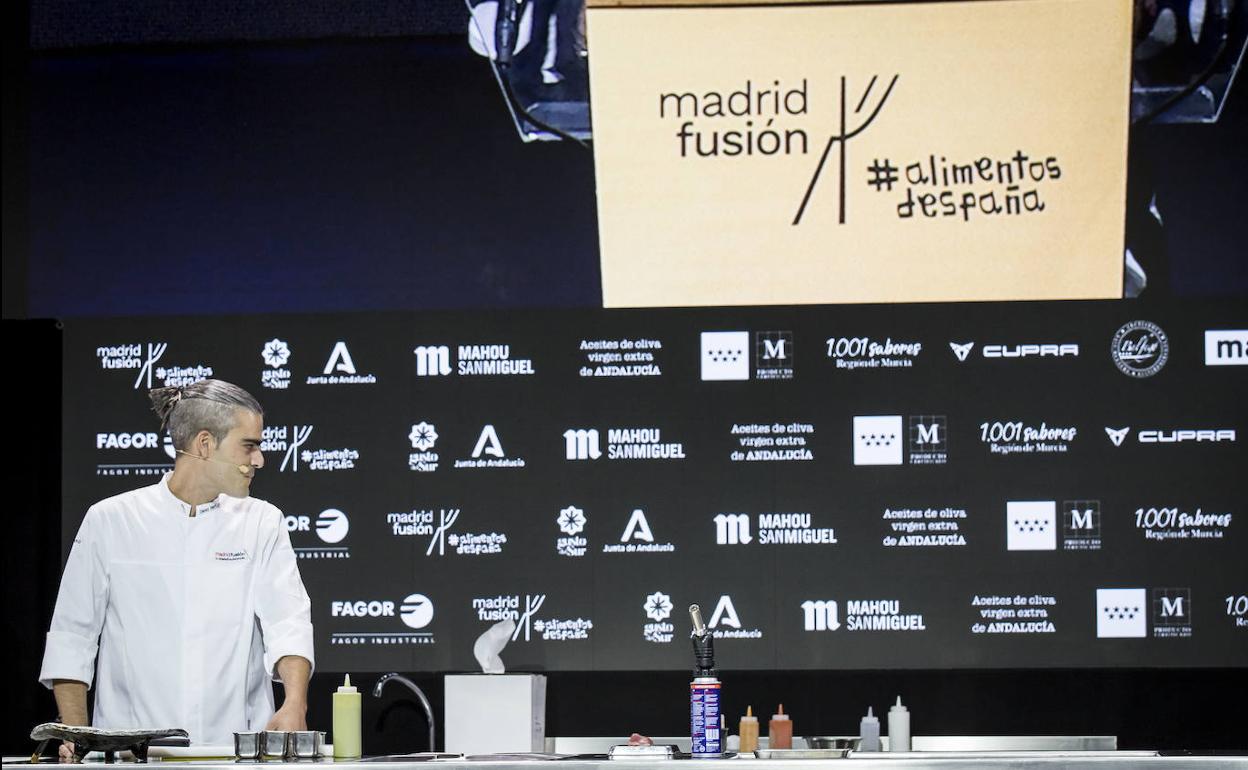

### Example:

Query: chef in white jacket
xmin=40 ymin=379 xmax=314 ymax=757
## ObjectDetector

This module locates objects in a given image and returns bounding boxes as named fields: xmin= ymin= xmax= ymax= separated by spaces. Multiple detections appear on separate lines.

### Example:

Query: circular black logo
xmin=1111 ymin=321 xmax=1168 ymax=377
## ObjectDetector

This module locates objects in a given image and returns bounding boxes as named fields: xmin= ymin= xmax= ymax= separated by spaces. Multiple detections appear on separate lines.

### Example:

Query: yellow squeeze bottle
xmin=739 ymin=706 xmax=760 ymax=753
xmin=333 ymin=674 xmax=362 ymax=758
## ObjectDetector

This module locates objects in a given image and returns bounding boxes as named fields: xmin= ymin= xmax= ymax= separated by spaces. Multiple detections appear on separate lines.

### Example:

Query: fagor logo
xmin=1205 ymin=330 xmax=1248 ymax=365
xmin=331 ymin=594 xmax=433 ymax=630
xmin=399 ymin=594 xmax=435 ymax=629
xmin=801 ymin=600 xmax=841 ymax=631
xmin=563 ymin=429 xmax=602 ymax=460
xmin=94 ymin=430 xmax=175 ymax=478
xmin=285 ymin=509 xmax=352 ymax=558
xmin=96 ymin=432 xmax=161 ymax=450
xmin=315 ymin=509 xmax=350 ymax=544
xmin=414 ymin=346 xmax=452 ymax=377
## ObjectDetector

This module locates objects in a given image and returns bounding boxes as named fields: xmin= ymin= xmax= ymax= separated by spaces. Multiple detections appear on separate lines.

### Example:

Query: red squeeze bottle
xmin=769 ymin=704 xmax=793 ymax=749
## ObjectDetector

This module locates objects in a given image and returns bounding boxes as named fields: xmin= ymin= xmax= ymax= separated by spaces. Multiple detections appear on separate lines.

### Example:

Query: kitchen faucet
xmin=373 ymin=673 xmax=437 ymax=752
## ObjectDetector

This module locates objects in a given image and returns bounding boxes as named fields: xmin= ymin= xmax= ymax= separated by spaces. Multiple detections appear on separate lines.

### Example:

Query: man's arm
xmin=52 ymin=679 xmax=89 ymax=761
xmin=264 ymin=656 xmax=311 ymax=731
xmin=53 ymin=679 xmax=89 ymax=724
xmin=42 ymin=509 xmax=109 ymax=763
xmin=254 ymin=507 xmax=315 ymax=731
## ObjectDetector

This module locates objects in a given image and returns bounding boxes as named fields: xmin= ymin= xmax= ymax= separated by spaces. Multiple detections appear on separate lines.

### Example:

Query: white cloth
xmin=40 ymin=473 xmax=314 ymax=745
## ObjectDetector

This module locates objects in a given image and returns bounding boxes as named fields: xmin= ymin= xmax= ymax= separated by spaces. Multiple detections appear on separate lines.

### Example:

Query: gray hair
xmin=149 ymin=379 xmax=264 ymax=451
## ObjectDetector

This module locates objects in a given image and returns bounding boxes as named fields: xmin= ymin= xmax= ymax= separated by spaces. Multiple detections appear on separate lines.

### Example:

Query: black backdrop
xmin=60 ymin=301 xmax=1248 ymax=674
xmin=8 ymin=316 xmax=1248 ymax=755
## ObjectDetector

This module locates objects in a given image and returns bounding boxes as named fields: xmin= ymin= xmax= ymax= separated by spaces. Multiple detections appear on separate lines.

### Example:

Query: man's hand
xmin=264 ymin=703 xmax=308 ymax=732
xmin=52 ymin=679 xmax=89 ymax=763
xmin=58 ymin=742 xmax=77 ymax=763
xmin=267 ymin=655 xmax=311 ymax=732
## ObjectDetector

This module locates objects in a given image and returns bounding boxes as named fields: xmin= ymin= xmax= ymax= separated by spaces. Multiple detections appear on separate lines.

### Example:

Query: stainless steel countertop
xmin=9 ymin=753 xmax=1248 ymax=769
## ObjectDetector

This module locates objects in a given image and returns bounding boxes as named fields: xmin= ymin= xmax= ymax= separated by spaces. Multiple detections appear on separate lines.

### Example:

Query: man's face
xmin=211 ymin=409 xmax=265 ymax=498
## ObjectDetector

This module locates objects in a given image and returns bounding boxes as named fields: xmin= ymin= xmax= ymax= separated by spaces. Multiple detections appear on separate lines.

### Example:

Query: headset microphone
xmin=176 ymin=450 xmax=252 ymax=476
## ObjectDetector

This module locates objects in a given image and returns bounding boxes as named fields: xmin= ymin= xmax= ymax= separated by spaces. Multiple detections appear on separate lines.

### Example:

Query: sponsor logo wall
xmin=62 ymin=301 xmax=1247 ymax=670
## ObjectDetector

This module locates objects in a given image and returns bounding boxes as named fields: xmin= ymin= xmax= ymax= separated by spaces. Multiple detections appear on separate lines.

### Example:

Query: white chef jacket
xmin=39 ymin=473 xmax=315 ymax=745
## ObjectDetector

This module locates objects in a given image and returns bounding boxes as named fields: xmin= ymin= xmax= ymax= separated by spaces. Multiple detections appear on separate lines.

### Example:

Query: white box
xmin=1006 ymin=501 xmax=1057 ymax=551
xmin=853 ymin=415 xmax=903 ymax=465
xmin=444 ymin=674 xmax=547 ymax=754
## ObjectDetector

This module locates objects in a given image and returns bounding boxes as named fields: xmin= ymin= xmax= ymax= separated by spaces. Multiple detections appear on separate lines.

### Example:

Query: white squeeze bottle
xmin=333 ymin=674 xmax=362 ymax=758
xmin=858 ymin=706 xmax=880 ymax=751
xmin=887 ymin=696 xmax=910 ymax=752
